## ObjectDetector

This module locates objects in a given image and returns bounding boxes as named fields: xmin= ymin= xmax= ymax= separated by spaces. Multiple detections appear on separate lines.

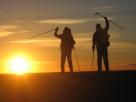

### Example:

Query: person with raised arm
xmin=92 ymin=17 xmax=110 ymax=72
xmin=54 ymin=27 xmax=75 ymax=73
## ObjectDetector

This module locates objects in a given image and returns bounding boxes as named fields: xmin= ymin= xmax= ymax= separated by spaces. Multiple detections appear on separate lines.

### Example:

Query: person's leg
xmin=67 ymin=49 xmax=73 ymax=73
xmin=61 ymin=49 xmax=66 ymax=73
xmin=103 ymin=48 xmax=109 ymax=72
xmin=97 ymin=47 xmax=102 ymax=72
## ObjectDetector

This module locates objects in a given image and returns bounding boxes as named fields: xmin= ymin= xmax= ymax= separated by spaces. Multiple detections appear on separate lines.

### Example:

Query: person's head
xmin=96 ymin=24 xmax=102 ymax=31
xmin=63 ymin=27 xmax=72 ymax=36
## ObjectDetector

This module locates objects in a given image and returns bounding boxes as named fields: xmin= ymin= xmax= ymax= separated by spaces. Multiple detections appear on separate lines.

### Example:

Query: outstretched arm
xmin=104 ymin=17 xmax=109 ymax=31
xmin=54 ymin=27 xmax=61 ymax=38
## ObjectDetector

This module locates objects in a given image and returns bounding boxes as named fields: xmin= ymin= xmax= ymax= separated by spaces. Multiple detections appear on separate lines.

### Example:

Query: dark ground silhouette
xmin=0 ymin=71 xmax=136 ymax=102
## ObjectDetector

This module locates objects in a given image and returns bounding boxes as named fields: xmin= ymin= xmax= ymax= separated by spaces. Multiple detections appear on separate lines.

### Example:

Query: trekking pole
xmin=28 ymin=28 xmax=56 ymax=39
xmin=92 ymin=50 xmax=94 ymax=72
xmin=94 ymin=12 xmax=124 ymax=30
xmin=73 ymin=47 xmax=80 ymax=72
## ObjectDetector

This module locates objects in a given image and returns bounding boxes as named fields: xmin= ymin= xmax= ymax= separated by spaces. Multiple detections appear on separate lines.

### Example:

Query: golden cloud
xmin=0 ymin=25 xmax=28 ymax=38
xmin=37 ymin=18 xmax=113 ymax=24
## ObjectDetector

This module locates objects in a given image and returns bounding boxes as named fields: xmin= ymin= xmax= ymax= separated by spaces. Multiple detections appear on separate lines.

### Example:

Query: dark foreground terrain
xmin=0 ymin=71 xmax=136 ymax=102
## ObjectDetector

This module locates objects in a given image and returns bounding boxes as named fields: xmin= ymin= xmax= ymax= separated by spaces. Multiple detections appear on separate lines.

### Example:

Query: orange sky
xmin=0 ymin=0 xmax=136 ymax=73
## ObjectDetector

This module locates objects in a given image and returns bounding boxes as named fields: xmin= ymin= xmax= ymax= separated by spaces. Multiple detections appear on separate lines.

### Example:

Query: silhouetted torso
xmin=58 ymin=34 xmax=75 ymax=50
xmin=93 ymin=30 xmax=109 ymax=48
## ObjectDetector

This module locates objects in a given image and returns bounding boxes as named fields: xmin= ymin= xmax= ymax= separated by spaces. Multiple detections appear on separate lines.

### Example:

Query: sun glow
xmin=7 ymin=56 xmax=31 ymax=75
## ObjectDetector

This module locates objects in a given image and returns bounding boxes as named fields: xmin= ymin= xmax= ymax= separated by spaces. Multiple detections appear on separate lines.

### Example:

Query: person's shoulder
xmin=94 ymin=31 xmax=98 ymax=36
xmin=103 ymin=28 xmax=109 ymax=33
xmin=94 ymin=32 xmax=97 ymax=35
xmin=59 ymin=34 xmax=63 ymax=37
xmin=102 ymin=28 xmax=107 ymax=32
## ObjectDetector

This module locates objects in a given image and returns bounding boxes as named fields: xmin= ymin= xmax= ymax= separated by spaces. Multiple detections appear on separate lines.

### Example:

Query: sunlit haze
xmin=4 ymin=55 xmax=32 ymax=75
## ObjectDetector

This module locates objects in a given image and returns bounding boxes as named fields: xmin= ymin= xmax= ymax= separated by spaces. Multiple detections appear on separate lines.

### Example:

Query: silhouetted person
xmin=54 ymin=27 xmax=75 ymax=73
xmin=92 ymin=17 xmax=110 ymax=72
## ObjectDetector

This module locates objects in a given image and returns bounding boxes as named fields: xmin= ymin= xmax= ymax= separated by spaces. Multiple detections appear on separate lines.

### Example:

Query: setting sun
xmin=7 ymin=56 xmax=31 ymax=75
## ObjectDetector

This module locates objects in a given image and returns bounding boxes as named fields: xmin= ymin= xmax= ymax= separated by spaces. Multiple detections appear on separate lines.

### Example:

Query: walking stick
xmin=92 ymin=50 xmax=94 ymax=71
xmin=28 ymin=28 xmax=56 ymax=39
xmin=74 ymin=47 xmax=80 ymax=72
xmin=94 ymin=12 xmax=124 ymax=30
